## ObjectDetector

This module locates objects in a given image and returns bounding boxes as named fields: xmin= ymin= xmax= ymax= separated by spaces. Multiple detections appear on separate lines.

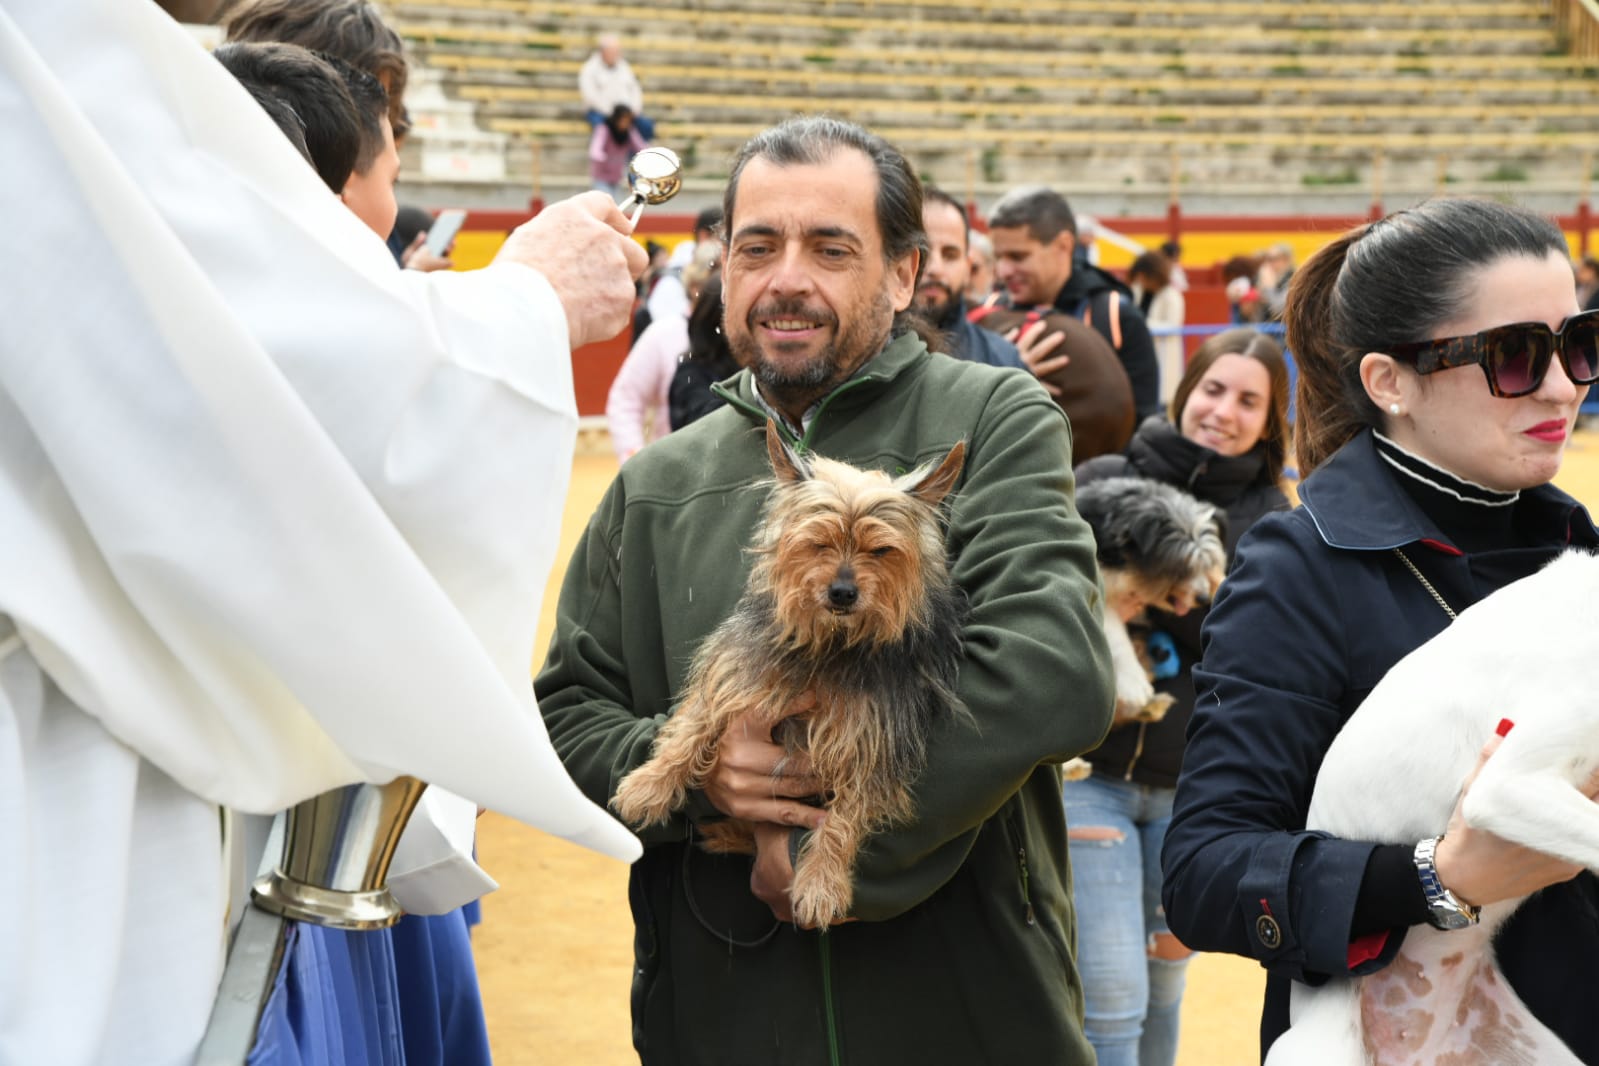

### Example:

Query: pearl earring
xmin=1389 ymin=403 xmax=1401 ymax=416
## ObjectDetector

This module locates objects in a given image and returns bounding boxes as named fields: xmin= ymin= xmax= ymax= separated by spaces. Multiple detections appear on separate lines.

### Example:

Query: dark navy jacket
xmin=936 ymin=297 xmax=1026 ymax=371
xmin=1050 ymin=263 xmax=1162 ymax=422
xmin=1161 ymin=430 xmax=1599 ymax=1061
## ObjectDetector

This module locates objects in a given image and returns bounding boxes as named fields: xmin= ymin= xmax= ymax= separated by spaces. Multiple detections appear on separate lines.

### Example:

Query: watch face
xmin=1427 ymin=904 xmax=1478 ymax=931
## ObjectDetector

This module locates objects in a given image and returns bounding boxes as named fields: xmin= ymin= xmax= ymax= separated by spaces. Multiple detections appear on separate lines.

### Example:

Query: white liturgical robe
xmin=0 ymin=1 xmax=639 ymax=1062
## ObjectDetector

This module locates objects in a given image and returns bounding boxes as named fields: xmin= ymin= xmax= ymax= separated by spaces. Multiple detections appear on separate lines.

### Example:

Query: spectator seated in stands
xmin=589 ymin=104 xmax=647 ymax=199
xmin=579 ymin=33 xmax=654 ymax=141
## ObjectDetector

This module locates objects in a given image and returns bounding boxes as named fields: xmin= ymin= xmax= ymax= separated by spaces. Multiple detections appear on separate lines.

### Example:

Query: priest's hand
xmin=494 ymin=192 xmax=648 ymax=350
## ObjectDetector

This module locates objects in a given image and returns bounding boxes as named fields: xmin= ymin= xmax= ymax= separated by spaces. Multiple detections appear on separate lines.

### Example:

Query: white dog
xmin=1266 ymin=550 xmax=1599 ymax=1065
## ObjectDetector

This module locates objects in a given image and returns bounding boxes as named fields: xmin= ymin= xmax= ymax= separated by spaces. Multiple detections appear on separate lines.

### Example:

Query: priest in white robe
xmin=0 ymin=1 xmax=647 ymax=1063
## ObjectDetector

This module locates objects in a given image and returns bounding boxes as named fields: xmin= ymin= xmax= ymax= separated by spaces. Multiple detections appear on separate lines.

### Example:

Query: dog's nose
xmin=828 ymin=581 xmax=858 ymax=608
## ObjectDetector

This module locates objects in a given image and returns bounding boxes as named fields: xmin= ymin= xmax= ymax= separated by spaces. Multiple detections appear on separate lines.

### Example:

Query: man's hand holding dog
xmin=703 ymin=697 xmax=827 ymax=830
xmin=1006 ymin=320 xmax=1069 ymax=396
xmin=1433 ymin=724 xmax=1599 ymax=907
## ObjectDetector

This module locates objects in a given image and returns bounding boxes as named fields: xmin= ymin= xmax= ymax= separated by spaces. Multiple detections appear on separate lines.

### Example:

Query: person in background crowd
xmin=1575 ymin=253 xmax=1599 ymax=310
xmin=646 ymin=206 xmax=724 ymax=331
xmin=1128 ymin=250 xmax=1187 ymax=405
xmin=1227 ymin=275 xmax=1266 ymax=325
xmin=915 ymin=187 xmax=1025 ymax=369
xmin=967 ymin=228 xmax=998 ymax=305
xmin=988 ymin=185 xmax=1163 ymax=419
xmin=213 ymin=40 xmax=360 ymax=191
xmin=389 ymin=204 xmax=456 ymax=272
xmin=1161 ymin=238 xmax=1189 ymax=293
xmin=606 ymin=241 xmax=720 ymax=461
xmin=1256 ymin=241 xmax=1296 ymax=320
xmin=225 ymin=0 xmax=406 ymax=130
xmin=1069 ymin=328 xmax=1291 ymax=1066
xmin=1163 ymin=197 xmax=1599 ymax=1062
xmin=666 ymin=274 xmax=744 ymax=430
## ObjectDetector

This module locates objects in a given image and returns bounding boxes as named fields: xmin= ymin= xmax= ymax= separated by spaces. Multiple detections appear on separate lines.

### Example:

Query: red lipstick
xmin=1524 ymin=419 xmax=1567 ymax=443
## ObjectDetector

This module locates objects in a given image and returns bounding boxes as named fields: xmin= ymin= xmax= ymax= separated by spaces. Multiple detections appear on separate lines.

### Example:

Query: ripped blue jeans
xmin=1063 ymin=773 xmax=1189 ymax=1066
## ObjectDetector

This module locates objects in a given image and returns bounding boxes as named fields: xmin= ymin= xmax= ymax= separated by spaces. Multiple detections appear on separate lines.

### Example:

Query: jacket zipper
xmin=713 ymin=377 xmax=876 ymax=453
xmin=1122 ymin=721 xmax=1150 ymax=781
xmin=1017 ymin=845 xmax=1036 ymax=926
xmin=819 ymin=932 xmax=842 ymax=1066
xmin=1002 ymin=802 xmax=1037 ymax=926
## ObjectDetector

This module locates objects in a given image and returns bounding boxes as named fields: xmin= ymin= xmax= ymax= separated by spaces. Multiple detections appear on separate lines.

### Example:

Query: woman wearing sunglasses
xmin=1161 ymin=197 xmax=1599 ymax=1063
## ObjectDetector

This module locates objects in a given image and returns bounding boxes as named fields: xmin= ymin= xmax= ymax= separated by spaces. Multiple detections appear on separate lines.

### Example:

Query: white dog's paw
xmin=1113 ymin=668 xmax=1155 ymax=726
xmin=1134 ymin=692 xmax=1176 ymax=723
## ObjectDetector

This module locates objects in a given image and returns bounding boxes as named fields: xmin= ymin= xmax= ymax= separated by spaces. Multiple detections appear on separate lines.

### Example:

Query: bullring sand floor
xmin=471 ymin=428 xmax=1599 ymax=1065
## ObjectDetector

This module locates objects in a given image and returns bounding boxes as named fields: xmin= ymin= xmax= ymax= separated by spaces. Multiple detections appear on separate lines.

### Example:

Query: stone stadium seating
xmin=386 ymin=0 xmax=1599 ymax=212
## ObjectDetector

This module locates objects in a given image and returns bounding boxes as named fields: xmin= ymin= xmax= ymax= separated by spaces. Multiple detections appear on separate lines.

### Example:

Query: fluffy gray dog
xmin=1075 ymin=476 xmax=1227 ymax=725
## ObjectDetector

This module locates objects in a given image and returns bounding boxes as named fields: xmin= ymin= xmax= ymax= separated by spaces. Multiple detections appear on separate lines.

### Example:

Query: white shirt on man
xmin=579 ymin=50 xmax=643 ymax=115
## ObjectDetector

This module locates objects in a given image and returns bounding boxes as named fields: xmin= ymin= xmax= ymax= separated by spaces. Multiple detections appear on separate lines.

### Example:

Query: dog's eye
xmin=870 ymin=546 xmax=895 ymax=557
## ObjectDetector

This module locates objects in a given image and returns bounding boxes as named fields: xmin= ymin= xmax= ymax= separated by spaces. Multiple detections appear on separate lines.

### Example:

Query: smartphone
xmin=424 ymin=209 xmax=467 ymax=257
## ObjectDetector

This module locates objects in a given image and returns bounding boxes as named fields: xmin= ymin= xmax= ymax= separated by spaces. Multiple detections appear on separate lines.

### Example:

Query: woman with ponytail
xmin=1161 ymin=198 xmax=1599 ymax=1061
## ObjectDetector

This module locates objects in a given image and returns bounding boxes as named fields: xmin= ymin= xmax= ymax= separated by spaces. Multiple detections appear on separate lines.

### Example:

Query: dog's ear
xmin=765 ymin=420 xmax=812 ymax=483
xmin=900 ymin=440 xmax=966 ymax=507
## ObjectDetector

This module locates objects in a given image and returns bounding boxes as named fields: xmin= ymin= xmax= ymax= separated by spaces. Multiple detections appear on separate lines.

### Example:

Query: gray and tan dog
xmin=1076 ymin=475 xmax=1227 ymax=726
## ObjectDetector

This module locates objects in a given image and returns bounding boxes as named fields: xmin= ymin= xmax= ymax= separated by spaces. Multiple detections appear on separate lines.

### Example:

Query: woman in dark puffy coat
xmin=1067 ymin=327 xmax=1291 ymax=1066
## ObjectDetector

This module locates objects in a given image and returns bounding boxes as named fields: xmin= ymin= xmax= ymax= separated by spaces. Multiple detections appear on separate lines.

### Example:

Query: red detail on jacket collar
xmin=1418 ymin=538 xmax=1463 ymax=557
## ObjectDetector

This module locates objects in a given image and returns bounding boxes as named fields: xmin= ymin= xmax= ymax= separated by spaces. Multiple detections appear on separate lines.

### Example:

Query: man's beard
xmin=729 ymin=291 xmax=894 ymax=401
xmin=914 ymin=282 xmax=957 ymax=327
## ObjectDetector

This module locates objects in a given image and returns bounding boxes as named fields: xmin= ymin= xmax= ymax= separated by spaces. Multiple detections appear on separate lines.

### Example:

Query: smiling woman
xmin=1066 ymin=326 xmax=1292 ymax=1066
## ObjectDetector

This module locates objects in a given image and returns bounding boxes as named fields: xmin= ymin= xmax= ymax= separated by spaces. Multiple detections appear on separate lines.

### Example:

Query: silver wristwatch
xmin=1413 ymin=836 xmax=1481 ymax=930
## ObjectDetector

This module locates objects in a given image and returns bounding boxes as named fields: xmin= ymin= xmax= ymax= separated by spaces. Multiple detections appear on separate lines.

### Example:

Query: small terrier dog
xmin=1271 ymin=550 xmax=1599 ymax=1065
xmin=611 ymin=422 xmax=969 ymax=930
xmin=1074 ymin=476 xmax=1227 ymax=728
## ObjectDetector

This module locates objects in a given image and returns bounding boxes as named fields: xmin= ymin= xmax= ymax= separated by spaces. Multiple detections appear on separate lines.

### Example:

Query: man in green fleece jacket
xmin=536 ymin=117 xmax=1115 ymax=1065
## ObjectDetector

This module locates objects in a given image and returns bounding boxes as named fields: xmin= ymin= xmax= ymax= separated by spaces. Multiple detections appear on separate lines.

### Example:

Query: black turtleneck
xmin=1352 ymin=432 xmax=1588 ymax=943
xmin=1372 ymin=431 xmax=1575 ymax=594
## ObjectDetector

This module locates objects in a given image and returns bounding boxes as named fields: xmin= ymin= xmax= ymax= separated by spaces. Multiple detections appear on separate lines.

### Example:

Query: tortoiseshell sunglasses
xmin=1384 ymin=309 xmax=1599 ymax=398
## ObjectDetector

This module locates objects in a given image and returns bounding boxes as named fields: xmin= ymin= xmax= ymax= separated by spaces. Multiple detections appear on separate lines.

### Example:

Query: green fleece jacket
xmin=536 ymin=331 xmax=1114 ymax=1065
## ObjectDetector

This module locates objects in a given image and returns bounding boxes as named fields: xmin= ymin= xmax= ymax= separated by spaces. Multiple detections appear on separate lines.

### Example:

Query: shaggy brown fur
xmin=611 ymin=422 xmax=969 ymax=929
